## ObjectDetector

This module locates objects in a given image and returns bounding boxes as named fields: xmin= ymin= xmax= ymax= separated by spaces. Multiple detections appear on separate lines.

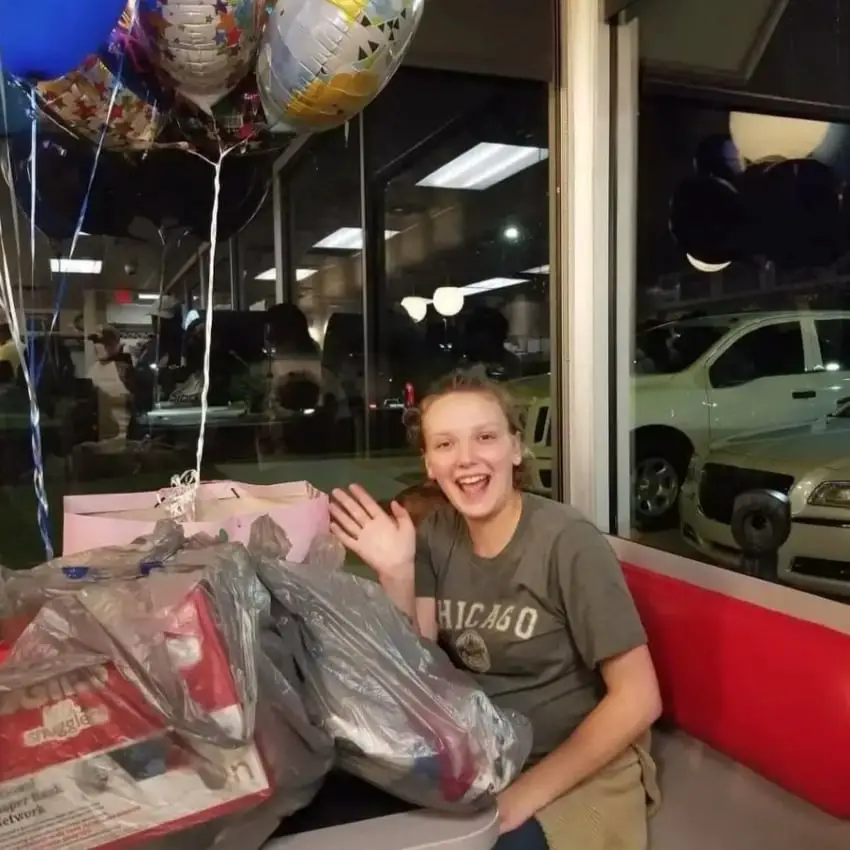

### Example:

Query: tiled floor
xmin=651 ymin=731 xmax=850 ymax=849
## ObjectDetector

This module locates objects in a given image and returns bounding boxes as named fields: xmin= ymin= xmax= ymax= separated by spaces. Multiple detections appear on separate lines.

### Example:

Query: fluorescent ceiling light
xmin=461 ymin=277 xmax=527 ymax=295
xmin=137 ymin=294 xmax=160 ymax=301
xmin=255 ymin=267 xmax=317 ymax=281
xmin=523 ymin=264 xmax=550 ymax=275
xmin=313 ymin=227 xmax=399 ymax=251
xmin=50 ymin=258 xmax=102 ymax=274
xmin=417 ymin=143 xmax=549 ymax=191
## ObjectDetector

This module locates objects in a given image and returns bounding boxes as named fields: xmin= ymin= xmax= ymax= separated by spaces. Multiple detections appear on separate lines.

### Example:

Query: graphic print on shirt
xmin=437 ymin=599 xmax=540 ymax=674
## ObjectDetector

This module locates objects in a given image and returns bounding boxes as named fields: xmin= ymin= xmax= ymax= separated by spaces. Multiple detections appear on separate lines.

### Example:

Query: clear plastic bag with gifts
xmin=0 ymin=524 xmax=333 ymax=850
xmin=0 ymin=519 xmax=188 ymax=644
xmin=253 ymin=537 xmax=533 ymax=811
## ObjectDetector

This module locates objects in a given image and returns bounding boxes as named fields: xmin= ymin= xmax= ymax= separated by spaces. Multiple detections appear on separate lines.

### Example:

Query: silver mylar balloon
xmin=257 ymin=0 xmax=425 ymax=134
xmin=140 ymin=0 xmax=267 ymax=113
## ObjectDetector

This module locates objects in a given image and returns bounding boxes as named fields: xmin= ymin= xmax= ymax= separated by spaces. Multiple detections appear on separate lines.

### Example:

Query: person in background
xmin=460 ymin=307 xmax=522 ymax=381
xmin=329 ymin=372 xmax=661 ymax=850
xmin=133 ymin=294 xmax=185 ymax=409
xmin=168 ymin=314 xmax=232 ymax=406
xmin=86 ymin=325 xmax=134 ymax=441
xmin=147 ymin=294 xmax=184 ymax=368
xmin=253 ymin=303 xmax=350 ymax=460
xmin=264 ymin=303 xmax=348 ymax=416
xmin=0 ymin=322 xmax=21 ymax=385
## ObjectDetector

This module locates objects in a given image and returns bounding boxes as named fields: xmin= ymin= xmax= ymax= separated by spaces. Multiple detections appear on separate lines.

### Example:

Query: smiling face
xmin=421 ymin=390 xmax=523 ymax=522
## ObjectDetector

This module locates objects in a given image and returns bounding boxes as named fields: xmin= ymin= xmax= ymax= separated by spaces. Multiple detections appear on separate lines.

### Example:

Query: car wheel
xmin=633 ymin=435 xmax=692 ymax=532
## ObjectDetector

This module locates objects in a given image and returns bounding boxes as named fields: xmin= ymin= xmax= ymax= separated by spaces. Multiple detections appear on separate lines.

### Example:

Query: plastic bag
xmin=255 ymin=554 xmax=533 ymax=811
xmin=0 ymin=526 xmax=327 ymax=850
xmin=249 ymin=514 xmax=344 ymax=572
xmin=0 ymin=557 xmax=272 ymax=850
xmin=0 ymin=520 xmax=188 ymax=645
xmin=156 ymin=537 xmax=335 ymax=843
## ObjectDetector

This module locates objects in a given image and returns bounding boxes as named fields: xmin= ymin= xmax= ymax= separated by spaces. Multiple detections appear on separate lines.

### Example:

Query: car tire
xmin=633 ymin=433 xmax=692 ymax=532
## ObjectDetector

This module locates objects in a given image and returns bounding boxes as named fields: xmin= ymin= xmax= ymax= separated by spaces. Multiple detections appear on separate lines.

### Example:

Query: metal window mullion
xmin=612 ymin=15 xmax=640 ymax=537
xmin=548 ymin=0 xmax=568 ymax=504
xmin=564 ymin=0 xmax=614 ymax=528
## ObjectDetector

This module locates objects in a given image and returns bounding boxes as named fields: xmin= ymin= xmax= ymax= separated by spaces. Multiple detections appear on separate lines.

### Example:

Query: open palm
xmin=329 ymin=484 xmax=416 ymax=578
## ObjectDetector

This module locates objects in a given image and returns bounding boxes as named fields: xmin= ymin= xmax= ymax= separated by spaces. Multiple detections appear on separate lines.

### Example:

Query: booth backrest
xmin=611 ymin=540 xmax=850 ymax=819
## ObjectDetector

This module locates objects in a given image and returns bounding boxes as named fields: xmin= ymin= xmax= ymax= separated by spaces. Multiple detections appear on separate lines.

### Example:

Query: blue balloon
xmin=0 ymin=75 xmax=34 ymax=136
xmin=0 ymin=0 xmax=127 ymax=81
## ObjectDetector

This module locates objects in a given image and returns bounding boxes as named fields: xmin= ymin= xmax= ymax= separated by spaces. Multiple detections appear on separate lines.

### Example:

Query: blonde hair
xmin=403 ymin=370 xmax=529 ymax=489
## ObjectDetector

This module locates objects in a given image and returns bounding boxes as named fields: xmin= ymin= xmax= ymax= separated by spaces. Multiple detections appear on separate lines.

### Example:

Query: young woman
xmin=329 ymin=372 xmax=662 ymax=850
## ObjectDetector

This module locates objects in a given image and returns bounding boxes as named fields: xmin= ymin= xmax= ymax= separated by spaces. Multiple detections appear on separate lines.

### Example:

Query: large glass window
xmin=622 ymin=0 xmax=850 ymax=603
xmin=0 ymin=54 xmax=555 ymax=569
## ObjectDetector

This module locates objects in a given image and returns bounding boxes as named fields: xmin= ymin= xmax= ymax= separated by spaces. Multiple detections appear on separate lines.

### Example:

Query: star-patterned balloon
xmin=257 ymin=0 xmax=425 ymax=134
xmin=36 ymin=55 xmax=165 ymax=150
xmin=139 ymin=0 xmax=268 ymax=113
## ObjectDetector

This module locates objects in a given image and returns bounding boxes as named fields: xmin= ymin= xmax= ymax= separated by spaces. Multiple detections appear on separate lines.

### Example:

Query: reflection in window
xmin=0 ymin=65 xmax=557 ymax=571
xmin=382 ymin=77 xmax=550 ymax=387
xmin=629 ymin=89 xmax=850 ymax=604
xmin=374 ymin=74 xmax=552 ymax=494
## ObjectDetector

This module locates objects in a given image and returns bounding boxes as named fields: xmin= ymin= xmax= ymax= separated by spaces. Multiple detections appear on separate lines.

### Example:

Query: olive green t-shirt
xmin=415 ymin=493 xmax=646 ymax=763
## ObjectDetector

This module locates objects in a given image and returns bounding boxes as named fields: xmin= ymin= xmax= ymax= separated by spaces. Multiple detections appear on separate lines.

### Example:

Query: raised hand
xmin=330 ymin=484 xmax=416 ymax=579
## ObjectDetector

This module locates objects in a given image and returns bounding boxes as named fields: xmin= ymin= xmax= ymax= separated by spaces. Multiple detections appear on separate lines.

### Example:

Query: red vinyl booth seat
xmin=623 ymin=563 xmax=850 ymax=819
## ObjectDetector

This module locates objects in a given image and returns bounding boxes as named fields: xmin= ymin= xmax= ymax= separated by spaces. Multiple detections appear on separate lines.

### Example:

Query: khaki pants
xmin=535 ymin=732 xmax=661 ymax=850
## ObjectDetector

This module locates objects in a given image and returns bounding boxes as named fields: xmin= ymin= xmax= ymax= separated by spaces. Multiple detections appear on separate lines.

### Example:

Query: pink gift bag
xmin=63 ymin=480 xmax=329 ymax=562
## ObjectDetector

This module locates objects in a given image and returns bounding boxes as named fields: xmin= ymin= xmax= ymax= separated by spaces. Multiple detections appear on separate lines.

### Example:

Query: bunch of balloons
xmin=669 ymin=115 xmax=850 ymax=272
xmin=6 ymin=132 xmax=274 ymax=242
xmin=0 ymin=0 xmax=426 ymax=155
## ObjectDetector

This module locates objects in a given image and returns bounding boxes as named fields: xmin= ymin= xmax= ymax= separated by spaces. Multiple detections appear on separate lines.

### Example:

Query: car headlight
xmin=808 ymin=481 xmax=850 ymax=508
xmin=685 ymin=454 xmax=703 ymax=484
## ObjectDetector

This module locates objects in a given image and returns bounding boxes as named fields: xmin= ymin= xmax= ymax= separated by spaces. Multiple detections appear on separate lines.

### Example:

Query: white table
xmin=265 ymin=807 xmax=499 ymax=850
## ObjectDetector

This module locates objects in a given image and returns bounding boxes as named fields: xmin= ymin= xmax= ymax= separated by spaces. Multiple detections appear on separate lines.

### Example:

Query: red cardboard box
xmin=0 ymin=590 xmax=271 ymax=850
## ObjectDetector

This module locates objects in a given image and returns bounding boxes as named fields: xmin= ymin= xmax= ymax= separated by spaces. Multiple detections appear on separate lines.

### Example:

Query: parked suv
xmin=512 ymin=310 xmax=850 ymax=529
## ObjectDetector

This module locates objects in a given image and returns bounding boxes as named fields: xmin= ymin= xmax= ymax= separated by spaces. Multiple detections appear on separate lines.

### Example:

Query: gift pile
xmin=0 ymin=516 xmax=532 ymax=850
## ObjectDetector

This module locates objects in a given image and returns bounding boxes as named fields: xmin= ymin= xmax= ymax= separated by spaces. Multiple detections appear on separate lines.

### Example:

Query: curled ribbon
xmin=156 ymin=468 xmax=199 ymax=519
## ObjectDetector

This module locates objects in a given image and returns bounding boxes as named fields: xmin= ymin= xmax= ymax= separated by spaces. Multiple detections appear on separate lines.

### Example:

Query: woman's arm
xmin=415 ymin=596 xmax=438 ymax=640
xmin=500 ymin=645 xmax=661 ymax=824
xmin=377 ymin=570 xmax=416 ymax=619
xmin=377 ymin=575 xmax=438 ymax=640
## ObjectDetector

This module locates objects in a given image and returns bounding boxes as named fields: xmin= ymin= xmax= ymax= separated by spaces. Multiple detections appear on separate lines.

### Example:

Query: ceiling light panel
xmin=313 ymin=227 xmax=399 ymax=251
xmin=50 ymin=258 xmax=103 ymax=274
xmin=255 ymin=267 xmax=317 ymax=281
xmin=417 ymin=143 xmax=549 ymax=191
xmin=461 ymin=277 xmax=527 ymax=295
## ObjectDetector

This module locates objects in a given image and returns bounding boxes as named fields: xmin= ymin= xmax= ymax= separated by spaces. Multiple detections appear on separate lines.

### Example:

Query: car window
xmin=815 ymin=318 xmax=850 ymax=371
xmin=634 ymin=321 xmax=734 ymax=374
xmin=709 ymin=321 xmax=805 ymax=388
